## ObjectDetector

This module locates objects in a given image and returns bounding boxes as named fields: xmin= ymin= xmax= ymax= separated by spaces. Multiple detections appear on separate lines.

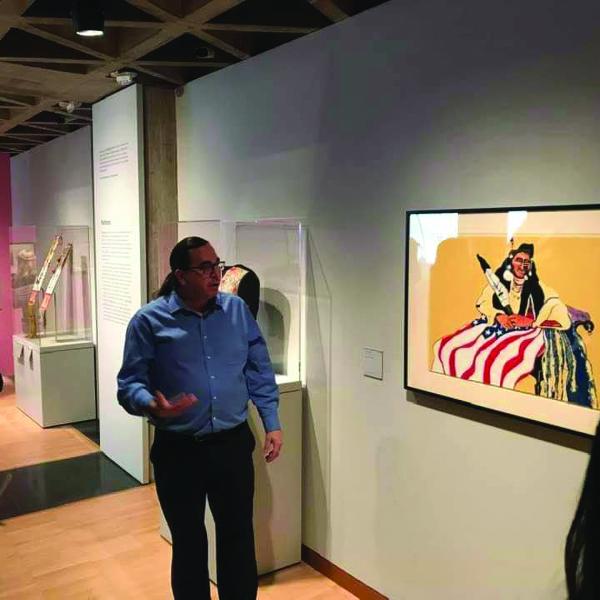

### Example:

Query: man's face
xmin=175 ymin=244 xmax=222 ymax=303
xmin=511 ymin=251 xmax=531 ymax=279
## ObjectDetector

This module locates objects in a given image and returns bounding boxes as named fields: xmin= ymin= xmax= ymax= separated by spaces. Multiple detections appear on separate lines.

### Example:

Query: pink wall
xmin=0 ymin=154 xmax=13 ymax=375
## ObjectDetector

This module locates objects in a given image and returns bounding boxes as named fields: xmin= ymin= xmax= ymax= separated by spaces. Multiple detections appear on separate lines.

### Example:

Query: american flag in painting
xmin=432 ymin=319 xmax=545 ymax=389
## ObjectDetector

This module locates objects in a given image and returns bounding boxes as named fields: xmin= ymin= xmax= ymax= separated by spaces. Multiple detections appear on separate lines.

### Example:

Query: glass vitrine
xmin=10 ymin=225 xmax=92 ymax=345
xmin=158 ymin=219 xmax=305 ymax=379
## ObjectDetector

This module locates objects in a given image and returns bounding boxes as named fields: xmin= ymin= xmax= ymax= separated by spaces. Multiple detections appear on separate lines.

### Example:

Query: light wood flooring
xmin=0 ymin=383 xmax=355 ymax=599
xmin=0 ymin=381 xmax=99 ymax=471
xmin=0 ymin=483 xmax=355 ymax=599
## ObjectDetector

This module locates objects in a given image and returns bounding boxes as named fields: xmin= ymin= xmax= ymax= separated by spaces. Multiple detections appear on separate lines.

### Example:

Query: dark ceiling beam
xmin=4 ymin=130 xmax=55 ymax=136
xmin=21 ymin=122 xmax=68 ymax=134
xmin=2 ymin=132 xmax=53 ymax=142
xmin=0 ymin=57 xmax=104 ymax=64
xmin=122 ymin=0 xmax=180 ymax=22
xmin=184 ymin=0 xmax=244 ymax=23
xmin=0 ymin=0 xmax=35 ymax=39
xmin=202 ymin=23 xmax=317 ymax=34
xmin=0 ymin=93 xmax=36 ymax=106
xmin=135 ymin=59 xmax=230 ymax=67
xmin=0 ymin=99 xmax=55 ymax=134
xmin=16 ymin=23 xmax=116 ymax=60
xmin=23 ymin=17 xmax=162 ymax=29
xmin=48 ymin=109 xmax=92 ymax=122
xmin=189 ymin=29 xmax=249 ymax=60
xmin=24 ymin=121 xmax=74 ymax=126
xmin=121 ymin=0 xmax=249 ymax=60
xmin=307 ymin=0 xmax=349 ymax=22
xmin=134 ymin=64 xmax=185 ymax=85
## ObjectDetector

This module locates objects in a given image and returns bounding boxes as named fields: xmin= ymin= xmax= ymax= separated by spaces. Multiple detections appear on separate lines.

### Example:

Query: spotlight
xmin=72 ymin=0 xmax=104 ymax=37
xmin=196 ymin=47 xmax=215 ymax=60
xmin=58 ymin=101 xmax=81 ymax=113
xmin=109 ymin=70 xmax=137 ymax=86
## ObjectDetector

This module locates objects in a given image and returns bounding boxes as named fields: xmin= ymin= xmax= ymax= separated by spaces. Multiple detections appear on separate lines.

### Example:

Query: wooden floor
xmin=0 ymin=381 xmax=99 ymax=471
xmin=0 ymin=484 xmax=355 ymax=599
xmin=0 ymin=383 xmax=355 ymax=599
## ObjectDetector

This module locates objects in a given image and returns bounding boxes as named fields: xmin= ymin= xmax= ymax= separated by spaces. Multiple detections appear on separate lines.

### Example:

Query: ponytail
xmin=157 ymin=272 xmax=177 ymax=297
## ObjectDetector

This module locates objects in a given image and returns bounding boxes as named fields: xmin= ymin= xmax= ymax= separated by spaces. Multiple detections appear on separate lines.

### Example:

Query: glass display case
xmin=158 ymin=219 xmax=305 ymax=380
xmin=10 ymin=225 xmax=93 ymax=345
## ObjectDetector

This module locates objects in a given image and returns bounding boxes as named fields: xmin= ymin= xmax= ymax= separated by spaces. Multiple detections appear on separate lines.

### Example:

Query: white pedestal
xmin=159 ymin=376 xmax=303 ymax=579
xmin=13 ymin=334 xmax=96 ymax=428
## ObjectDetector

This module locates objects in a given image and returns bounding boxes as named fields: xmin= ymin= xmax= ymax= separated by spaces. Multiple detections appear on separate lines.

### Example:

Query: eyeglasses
xmin=185 ymin=260 xmax=225 ymax=277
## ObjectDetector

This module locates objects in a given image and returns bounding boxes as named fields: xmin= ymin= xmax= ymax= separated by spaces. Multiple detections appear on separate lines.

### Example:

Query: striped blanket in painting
xmin=432 ymin=319 xmax=545 ymax=389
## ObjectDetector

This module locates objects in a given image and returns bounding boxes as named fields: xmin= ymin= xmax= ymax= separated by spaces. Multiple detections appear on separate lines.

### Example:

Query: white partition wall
xmin=174 ymin=1 xmax=600 ymax=597
xmin=93 ymin=85 xmax=149 ymax=483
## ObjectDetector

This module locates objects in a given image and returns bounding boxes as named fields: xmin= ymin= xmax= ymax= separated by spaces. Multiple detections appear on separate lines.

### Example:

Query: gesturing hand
xmin=263 ymin=430 xmax=283 ymax=463
xmin=148 ymin=390 xmax=198 ymax=418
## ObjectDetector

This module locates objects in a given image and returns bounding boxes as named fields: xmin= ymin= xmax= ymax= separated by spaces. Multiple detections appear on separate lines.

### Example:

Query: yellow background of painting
xmin=429 ymin=236 xmax=600 ymax=395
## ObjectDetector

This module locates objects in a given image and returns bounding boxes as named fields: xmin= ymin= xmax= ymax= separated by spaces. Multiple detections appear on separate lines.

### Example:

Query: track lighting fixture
xmin=72 ymin=0 xmax=104 ymax=37
xmin=109 ymin=70 xmax=137 ymax=86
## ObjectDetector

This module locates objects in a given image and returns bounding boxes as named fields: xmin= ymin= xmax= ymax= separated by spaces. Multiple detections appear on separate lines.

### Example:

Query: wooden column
xmin=143 ymin=86 xmax=178 ymax=300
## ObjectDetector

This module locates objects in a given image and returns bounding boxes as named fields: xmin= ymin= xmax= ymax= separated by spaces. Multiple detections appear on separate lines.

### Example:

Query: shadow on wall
xmin=258 ymin=290 xmax=289 ymax=375
xmin=302 ymin=233 xmax=333 ymax=554
xmin=407 ymin=389 xmax=592 ymax=454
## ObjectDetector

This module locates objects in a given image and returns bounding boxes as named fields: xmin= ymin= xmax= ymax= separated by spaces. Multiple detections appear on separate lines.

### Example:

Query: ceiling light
xmin=196 ymin=47 xmax=215 ymax=60
xmin=58 ymin=101 xmax=81 ymax=113
xmin=109 ymin=70 xmax=137 ymax=87
xmin=72 ymin=0 xmax=104 ymax=37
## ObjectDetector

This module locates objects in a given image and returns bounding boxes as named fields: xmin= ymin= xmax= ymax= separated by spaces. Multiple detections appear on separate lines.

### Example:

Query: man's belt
xmin=154 ymin=420 xmax=247 ymax=444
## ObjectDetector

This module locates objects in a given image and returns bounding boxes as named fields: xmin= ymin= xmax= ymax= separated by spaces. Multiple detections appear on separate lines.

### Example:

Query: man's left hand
xmin=264 ymin=430 xmax=283 ymax=463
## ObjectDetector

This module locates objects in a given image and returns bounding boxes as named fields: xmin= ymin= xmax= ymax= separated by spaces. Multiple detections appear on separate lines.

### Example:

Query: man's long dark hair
xmin=157 ymin=236 xmax=209 ymax=297
xmin=565 ymin=421 xmax=600 ymax=599
xmin=492 ymin=243 xmax=545 ymax=317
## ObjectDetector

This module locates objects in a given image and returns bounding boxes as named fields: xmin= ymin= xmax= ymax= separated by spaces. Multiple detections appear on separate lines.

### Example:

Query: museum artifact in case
xmin=11 ymin=225 xmax=93 ymax=344
xmin=405 ymin=205 xmax=600 ymax=435
xmin=11 ymin=225 xmax=95 ymax=427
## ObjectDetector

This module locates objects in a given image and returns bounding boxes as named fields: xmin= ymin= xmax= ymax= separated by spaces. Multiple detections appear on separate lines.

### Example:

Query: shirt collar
xmin=167 ymin=291 xmax=223 ymax=315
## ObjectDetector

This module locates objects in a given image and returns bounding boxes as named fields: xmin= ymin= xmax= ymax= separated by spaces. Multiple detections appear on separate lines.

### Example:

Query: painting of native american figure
xmin=431 ymin=240 xmax=598 ymax=409
xmin=405 ymin=207 xmax=600 ymax=434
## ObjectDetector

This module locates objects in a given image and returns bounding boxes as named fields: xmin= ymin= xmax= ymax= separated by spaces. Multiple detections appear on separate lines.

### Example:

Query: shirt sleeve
xmin=243 ymin=303 xmax=281 ymax=433
xmin=117 ymin=313 xmax=156 ymax=416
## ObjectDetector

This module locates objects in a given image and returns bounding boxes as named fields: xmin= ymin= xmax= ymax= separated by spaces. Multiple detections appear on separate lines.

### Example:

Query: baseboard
xmin=301 ymin=545 xmax=388 ymax=600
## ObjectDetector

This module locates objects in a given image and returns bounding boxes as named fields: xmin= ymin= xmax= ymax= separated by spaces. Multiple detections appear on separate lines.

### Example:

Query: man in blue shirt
xmin=117 ymin=236 xmax=282 ymax=600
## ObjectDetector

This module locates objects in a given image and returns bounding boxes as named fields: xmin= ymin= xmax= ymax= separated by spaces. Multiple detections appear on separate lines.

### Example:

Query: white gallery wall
xmin=11 ymin=127 xmax=93 ymax=229
xmin=176 ymin=1 xmax=600 ymax=597
xmin=10 ymin=127 xmax=96 ymax=341
xmin=92 ymin=85 xmax=149 ymax=483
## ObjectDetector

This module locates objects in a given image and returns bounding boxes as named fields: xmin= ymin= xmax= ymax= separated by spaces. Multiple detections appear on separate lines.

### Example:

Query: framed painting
xmin=404 ymin=205 xmax=600 ymax=435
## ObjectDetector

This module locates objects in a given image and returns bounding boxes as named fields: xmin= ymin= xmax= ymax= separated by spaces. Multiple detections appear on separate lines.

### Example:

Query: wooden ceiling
xmin=0 ymin=0 xmax=387 ymax=156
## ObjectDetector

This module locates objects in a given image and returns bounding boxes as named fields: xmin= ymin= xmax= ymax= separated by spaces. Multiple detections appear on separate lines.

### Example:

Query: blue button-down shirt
xmin=117 ymin=291 xmax=280 ymax=435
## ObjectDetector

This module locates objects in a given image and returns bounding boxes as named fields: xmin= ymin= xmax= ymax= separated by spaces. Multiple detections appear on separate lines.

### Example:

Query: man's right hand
xmin=148 ymin=390 xmax=198 ymax=418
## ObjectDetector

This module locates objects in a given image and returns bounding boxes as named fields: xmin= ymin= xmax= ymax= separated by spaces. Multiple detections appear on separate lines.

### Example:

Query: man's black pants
xmin=151 ymin=421 xmax=257 ymax=600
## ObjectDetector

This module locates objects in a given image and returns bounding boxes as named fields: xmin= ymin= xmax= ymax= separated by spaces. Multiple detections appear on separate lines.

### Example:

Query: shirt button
xmin=207 ymin=356 xmax=211 ymax=359
xmin=204 ymin=336 xmax=208 ymax=339
xmin=212 ymin=417 xmax=216 ymax=420
xmin=213 ymin=396 xmax=217 ymax=400
xmin=210 ymin=375 xmax=215 ymax=379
